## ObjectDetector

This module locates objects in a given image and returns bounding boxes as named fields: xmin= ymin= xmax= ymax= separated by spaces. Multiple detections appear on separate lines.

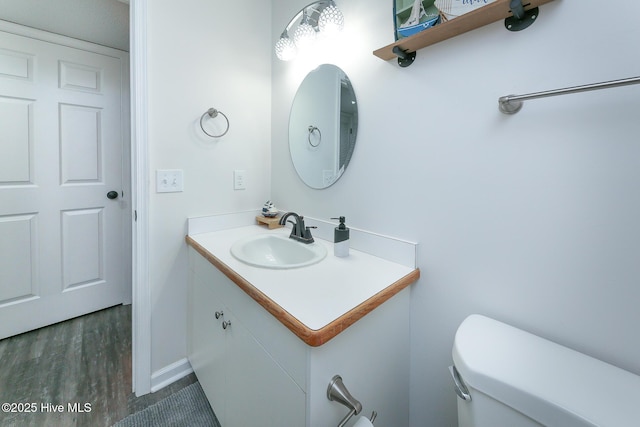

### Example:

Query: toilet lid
xmin=452 ymin=315 xmax=640 ymax=427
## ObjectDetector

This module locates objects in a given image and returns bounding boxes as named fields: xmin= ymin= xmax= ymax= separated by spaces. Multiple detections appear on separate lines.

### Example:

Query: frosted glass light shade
xmin=319 ymin=3 xmax=344 ymax=35
xmin=293 ymin=23 xmax=317 ymax=50
xmin=275 ymin=1 xmax=345 ymax=61
xmin=275 ymin=36 xmax=297 ymax=61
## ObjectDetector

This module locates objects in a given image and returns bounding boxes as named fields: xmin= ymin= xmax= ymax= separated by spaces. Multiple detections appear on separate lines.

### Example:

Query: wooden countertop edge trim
xmin=186 ymin=235 xmax=420 ymax=347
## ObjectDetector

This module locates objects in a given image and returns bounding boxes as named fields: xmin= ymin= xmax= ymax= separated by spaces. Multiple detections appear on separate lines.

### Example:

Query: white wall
xmin=146 ymin=0 xmax=271 ymax=374
xmin=271 ymin=0 xmax=640 ymax=425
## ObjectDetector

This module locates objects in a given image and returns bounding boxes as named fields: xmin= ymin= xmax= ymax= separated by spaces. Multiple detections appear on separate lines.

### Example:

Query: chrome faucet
xmin=278 ymin=212 xmax=316 ymax=244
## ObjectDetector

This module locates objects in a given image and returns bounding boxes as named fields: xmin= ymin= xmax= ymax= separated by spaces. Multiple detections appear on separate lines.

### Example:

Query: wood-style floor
xmin=0 ymin=305 xmax=196 ymax=427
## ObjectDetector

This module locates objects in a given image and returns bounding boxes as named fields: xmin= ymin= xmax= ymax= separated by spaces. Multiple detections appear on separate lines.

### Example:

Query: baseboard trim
xmin=150 ymin=358 xmax=193 ymax=393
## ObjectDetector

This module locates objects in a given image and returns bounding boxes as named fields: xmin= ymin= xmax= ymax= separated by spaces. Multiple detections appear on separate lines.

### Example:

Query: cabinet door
xmin=189 ymin=273 xmax=227 ymax=424
xmin=224 ymin=309 xmax=306 ymax=427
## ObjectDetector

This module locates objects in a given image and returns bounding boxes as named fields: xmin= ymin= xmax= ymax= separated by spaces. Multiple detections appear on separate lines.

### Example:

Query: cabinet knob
xmin=215 ymin=310 xmax=224 ymax=319
xmin=222 ymin=320 xmax=232 ymax=330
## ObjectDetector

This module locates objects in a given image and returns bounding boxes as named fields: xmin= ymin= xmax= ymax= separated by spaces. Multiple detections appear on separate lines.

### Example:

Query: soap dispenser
xmin=332 ymin=216 xmax=350 ymax=257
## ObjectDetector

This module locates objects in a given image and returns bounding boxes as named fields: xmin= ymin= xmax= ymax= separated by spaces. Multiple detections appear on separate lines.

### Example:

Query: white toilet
xmin=451 ymin=314 xmax=640 ymax=427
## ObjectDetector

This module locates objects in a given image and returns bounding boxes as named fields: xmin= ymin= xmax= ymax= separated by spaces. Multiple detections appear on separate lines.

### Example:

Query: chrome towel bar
xmin=499 ymin=76 xmax=640 ymax=114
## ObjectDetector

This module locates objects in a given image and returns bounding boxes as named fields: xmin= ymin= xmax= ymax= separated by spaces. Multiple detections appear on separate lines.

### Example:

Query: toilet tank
xmin=451 ymin=315 xmax=640 ymax=427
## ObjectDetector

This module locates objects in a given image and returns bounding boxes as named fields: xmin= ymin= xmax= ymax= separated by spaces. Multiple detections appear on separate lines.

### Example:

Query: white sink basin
xmin=230 ymin=234 xmax=327 ymax=269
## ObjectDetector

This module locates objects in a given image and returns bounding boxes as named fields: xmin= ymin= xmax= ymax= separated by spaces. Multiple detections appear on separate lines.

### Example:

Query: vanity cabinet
xmin=188 ymin=245 xmax=413 ymax=427
xmin=189 ymin=253 xmax=305 ymax=426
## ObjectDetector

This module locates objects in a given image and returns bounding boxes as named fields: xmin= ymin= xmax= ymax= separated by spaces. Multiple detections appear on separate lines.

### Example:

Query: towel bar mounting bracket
xmin=505 ymin=0 xmax=539 ymax=31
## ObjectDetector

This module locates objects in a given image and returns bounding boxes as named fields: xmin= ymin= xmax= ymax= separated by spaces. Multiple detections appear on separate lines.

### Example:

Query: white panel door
xmin=0 ymin=30 xmax=127 ymax=339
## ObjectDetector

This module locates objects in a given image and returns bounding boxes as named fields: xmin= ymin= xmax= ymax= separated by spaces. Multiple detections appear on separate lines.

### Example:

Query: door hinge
xmin=134 ymin=210 xmax=137 ymax=222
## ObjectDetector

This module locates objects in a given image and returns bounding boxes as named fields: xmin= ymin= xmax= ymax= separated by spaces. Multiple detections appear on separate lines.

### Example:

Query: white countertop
xmin=189 ymin=225 xmax=416 ymax=331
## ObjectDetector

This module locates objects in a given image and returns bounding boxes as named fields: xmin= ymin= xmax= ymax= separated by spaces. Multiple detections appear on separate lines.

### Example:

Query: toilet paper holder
xmin=327 ymin=375 xmax=376 ymax=426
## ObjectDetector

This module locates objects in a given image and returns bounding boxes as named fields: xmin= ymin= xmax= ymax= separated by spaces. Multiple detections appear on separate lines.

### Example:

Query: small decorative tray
xmin=255 ymin=216 xmax=283 ymax=229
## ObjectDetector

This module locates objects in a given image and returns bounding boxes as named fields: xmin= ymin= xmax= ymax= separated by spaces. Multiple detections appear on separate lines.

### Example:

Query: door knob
xmin=107 ymin=191 xmax=119 ymax=200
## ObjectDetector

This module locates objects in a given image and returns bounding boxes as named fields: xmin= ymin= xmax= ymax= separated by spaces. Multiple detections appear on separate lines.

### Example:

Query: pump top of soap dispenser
xmin=332 ymin=216 xmax=347 ymax=230
xmin=331 ymin=216 xmax=349 ymax=243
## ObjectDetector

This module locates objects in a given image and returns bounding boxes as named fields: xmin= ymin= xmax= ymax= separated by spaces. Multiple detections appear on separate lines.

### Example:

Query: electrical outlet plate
xmin=156 ymin=169 xmax=184 ymax=193
xmin=234 ymin=170 xmax=246 ymax=190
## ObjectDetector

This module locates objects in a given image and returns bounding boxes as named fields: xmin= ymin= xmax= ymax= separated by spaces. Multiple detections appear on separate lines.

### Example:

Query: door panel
xmin=61 ymin=208 xmax=104 ymax=290
xmin=0 ymin=47 xmax=34 ymax=81
xmin=59 ymin=61 xmax=102 ymax=93
xmin=0 ymin=97 xmax=33 ymax=184
xmin=59 ymin=104 xmax=103 ymax=183
xmin=0 ymin=214 xmax=37 ymax=303
xmin=0 ymin=29 xmax=127 ymax=339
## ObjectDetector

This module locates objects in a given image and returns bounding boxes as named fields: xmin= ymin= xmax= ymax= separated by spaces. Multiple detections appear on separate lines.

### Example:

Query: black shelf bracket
xmin=505 ymin=0 xmax=539 ymax=31
xmin=392 ymin=46 xmax=416 ymax=68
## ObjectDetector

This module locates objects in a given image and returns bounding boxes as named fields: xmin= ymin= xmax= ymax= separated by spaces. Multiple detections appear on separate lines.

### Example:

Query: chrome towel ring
xmin=308 ymin=125 xmax=321 ymax=147
xmin=200 ymin=107 xmax=230 ymax=138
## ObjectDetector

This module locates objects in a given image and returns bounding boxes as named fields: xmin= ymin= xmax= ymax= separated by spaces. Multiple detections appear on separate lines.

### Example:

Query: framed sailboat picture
xmin=394 ymin=0 xmax=441 ymax=40
xmin=434 ymin=0 xmax=496 ymax=21
xmin=393 ymin=0 xmax=497 ymax=40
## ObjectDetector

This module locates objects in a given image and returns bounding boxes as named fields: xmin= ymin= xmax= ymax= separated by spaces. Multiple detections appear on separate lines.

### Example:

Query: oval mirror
xmin=289 ymin=64 xmax=358 ymax=189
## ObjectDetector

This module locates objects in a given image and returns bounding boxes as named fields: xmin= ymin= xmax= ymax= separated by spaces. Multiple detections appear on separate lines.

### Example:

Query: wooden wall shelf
xmin=373 ymin=0 xmax=555 ymax=61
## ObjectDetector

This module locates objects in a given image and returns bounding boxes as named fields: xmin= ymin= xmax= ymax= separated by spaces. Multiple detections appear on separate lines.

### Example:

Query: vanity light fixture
xmin=275 ymin=0 xmax=344 ymax=61
xmin=275 ymin=31 xmax=297 ymax=61
xmin=293 ymin=10 xmax=317 ymax=50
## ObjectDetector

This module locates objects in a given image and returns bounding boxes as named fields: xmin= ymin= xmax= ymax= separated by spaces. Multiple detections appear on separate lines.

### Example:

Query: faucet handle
xmin=303 ymin=226 xmax=316 ymax=241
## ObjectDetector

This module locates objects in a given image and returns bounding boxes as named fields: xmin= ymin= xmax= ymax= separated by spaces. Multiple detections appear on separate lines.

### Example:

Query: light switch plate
xmin=156 ymin=169 xmax=184 ymax=193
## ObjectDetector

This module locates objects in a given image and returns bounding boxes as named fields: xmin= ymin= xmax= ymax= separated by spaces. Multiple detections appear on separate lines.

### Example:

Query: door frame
xmin=130 ymin=0 xmax=152 ymax=396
